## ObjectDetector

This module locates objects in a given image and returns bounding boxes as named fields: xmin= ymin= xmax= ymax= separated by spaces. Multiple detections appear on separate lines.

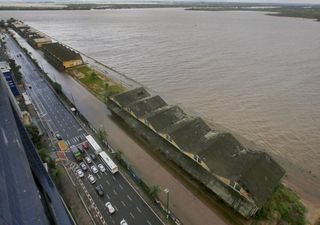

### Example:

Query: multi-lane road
xmin=4 ymin=33 xmax=164 ymax=225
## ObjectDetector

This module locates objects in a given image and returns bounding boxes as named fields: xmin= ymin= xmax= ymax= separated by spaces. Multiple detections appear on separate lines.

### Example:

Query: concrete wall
xmin=107 ymin=100 xmax=259 ymax=218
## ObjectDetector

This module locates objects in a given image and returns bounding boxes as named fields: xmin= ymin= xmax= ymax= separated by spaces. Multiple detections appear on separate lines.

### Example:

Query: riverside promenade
xmin=12 ymin=31 xmax=231 ymax=225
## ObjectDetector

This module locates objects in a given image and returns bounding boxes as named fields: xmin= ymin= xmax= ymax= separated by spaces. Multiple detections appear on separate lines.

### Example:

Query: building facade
xmin=108 ymin=87 xmax=285 ymax=218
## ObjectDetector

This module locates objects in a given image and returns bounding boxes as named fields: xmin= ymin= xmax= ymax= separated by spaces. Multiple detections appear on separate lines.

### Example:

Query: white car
xmin=91 ymin=165 xmax=98 ymax=174
xmin=88 ymin=174 xmax=96 ymax=184
xmin=76 ymin=169 xmax=84 ymax=178
xmin=85 ymin=156 xmax=92 ymax=164
xmin=120 ymin=219 xmax=128 ymax=225
xmin=105 ymin=202 xmax=116 ymax=214
xmin=97 ymin=164 xmax=106 ymax=172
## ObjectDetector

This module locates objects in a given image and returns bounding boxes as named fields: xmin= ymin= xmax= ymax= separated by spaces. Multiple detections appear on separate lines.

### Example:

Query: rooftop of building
xmin=127 ymin=95 xmax=167 ymax=118
xmin=110 ymin=87 xmax=285 ymax=205
xmin=0 ymin=76 xmax=75 ymax=225
xmin=112 ymin=86 xmax=151 ymax=107
xmin=145 ymin=105 xmax=189 ymax=132
xmin=42 ymin=42 xmax=82 ymax=62
xmin=0 ymin=78 xmax=50 ymax=225
xmin=195 ymin=132 xmax=284 ymax=205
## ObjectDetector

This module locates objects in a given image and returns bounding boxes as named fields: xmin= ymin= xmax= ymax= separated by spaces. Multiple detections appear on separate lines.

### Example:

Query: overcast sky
xmin=0 ymin=0 xmax=319 ymax=4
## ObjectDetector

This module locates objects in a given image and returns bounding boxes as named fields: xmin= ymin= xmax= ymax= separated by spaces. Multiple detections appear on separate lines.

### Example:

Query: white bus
xmin=98 ymin=151 xmax=118 ymax=174
xmin=85 ymin=135 xmax=102 ymax=154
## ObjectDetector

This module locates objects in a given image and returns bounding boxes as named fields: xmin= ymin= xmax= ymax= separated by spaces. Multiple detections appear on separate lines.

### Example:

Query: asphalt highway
xmin=4 ymin=33 xmax=164 ymax=225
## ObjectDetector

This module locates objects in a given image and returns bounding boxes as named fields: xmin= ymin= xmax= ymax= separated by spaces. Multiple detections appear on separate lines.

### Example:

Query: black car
xmin=78 ymin=146 xmax=84 ymax=153
xmin=95 ymin=185 xmax=104 ymax=196
xmin=55 ymin=133 xmax=62 ymax=140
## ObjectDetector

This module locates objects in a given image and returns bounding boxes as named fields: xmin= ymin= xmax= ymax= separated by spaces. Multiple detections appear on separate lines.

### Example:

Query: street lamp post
xmin=164 ymin=188 xmax=170 ymax=220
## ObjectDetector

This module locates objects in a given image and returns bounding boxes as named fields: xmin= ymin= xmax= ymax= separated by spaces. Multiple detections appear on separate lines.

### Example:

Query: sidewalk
xmin=13 ymin=32 xmax=232 ymax=225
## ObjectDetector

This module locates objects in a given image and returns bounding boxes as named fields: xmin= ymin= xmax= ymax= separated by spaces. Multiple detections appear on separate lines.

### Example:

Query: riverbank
xmin=186 ymin=6 xmax=320 ymax=21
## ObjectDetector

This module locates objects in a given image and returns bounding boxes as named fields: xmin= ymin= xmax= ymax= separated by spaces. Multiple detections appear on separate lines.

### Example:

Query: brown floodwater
xmin=2 ymin=8 xmax=320 ymax=215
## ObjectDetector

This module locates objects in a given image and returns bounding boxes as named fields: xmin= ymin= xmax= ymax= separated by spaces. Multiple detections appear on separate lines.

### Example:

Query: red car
xmin=82 ymin=142 xmax=89 ymax=150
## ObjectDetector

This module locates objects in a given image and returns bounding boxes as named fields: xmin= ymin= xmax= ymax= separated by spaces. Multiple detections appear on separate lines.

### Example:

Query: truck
xmin=57 ymin=140 xmax=68 ymax=151
xmin=70 ymin=145 xmax=82 ymax=162
xmin=85 ymin=135 xmax=102 ymax=154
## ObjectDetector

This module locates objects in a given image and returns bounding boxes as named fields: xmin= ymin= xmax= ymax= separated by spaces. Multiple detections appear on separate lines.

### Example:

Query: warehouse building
xmin=42 ymin=42 xmax=83 ymax=70
xmin=108 ymin=87 xmax=285 ymax=217
xmin=9 ymin=20 xmax=52 ymax=48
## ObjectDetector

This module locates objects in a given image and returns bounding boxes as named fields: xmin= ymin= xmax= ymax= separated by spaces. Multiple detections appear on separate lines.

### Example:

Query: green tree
xmin=114 ymin=150 xmax=123 ymax=161
xmin=25 ymin=123 xmax=41 ymax=144
xmin=37 ymin=148 xmax=50 ymax=162
xmin=90 ymin=72 xmax=98 ymax=81
xmin=97 ymin=125 xmax=107 ymax=144
xmin=103 ymin=82 xmax=110 ymax=103
xmin=52 ymin=82 xmax=62 ymax=94
xmin=254 ymin=184 xmax=306 ymax=225
xmin=148 ymin=185 xmax=161 ymax=199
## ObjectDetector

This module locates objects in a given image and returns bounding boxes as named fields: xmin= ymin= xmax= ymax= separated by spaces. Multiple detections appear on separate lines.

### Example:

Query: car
xmin=76 ymin=169 xmax=84 ymax=178
xmin=90 ymin=153 xmax=97 ymax=160
xmin=79 ymin=162 xmax=87 ymax=171
xmin=82 ymin=142 xmax=89 ymax=150
xmin=95 ymin=185 xmax=104 ymax=196
xmin=120 ymin=219 xmax=128 ymax=225
xmin=91 ymin=165 xmax=98 ymax=174
xmin=88 ymin=174 xmax=96 ymax=184
xmin=97 ymin=164 xmax=106 ymax=173
xmin=78 ymin=146 xmax=84 ymax=153
xmin=85 ymin=156 xmax=92 ymax=164
xmin=55 ymin=133 xmax=62 ymax=140
xmin=105 ymin=202 xmax=115 ymax=214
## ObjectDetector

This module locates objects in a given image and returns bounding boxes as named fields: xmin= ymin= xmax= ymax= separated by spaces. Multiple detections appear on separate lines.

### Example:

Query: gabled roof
xmin=127 ymin=95 xmax=167 ymax=118
xmin=145 ymin=105 xmax=188 ymax=132
xmin=112 ymin=87 xmax=150 ymax=107
xmin=195 ymin=133 xmax=284 ymax=205
xmin=166 ymin=117 xmax=211 ymax=152
xmin=42 ymin=42 xmax=82 ymax=62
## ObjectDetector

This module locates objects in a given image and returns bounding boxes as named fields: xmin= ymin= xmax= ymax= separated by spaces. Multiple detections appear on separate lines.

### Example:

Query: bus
xmin=98 ymin=151 xmax=118 ymax=174
xmin=85 ymin=135 xmax=102 ymax=154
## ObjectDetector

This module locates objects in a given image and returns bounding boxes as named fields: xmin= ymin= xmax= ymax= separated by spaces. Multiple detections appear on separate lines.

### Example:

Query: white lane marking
xmin=127 ymin=194 xmax=132 ymax=201
xmin=147 ymin=220 xmax=152 ymax=225
xmin=136 ymin=206 xmax=142 ymax=213
xmin=121 ymin=201 xmax=126 ymax=207
xmin=106 ymin=180 xmax=110 ymax=185
xmin=130 ymin=212 xmax=135 ymax=219
xmin=112 ymin=176 xmax=116 ymax=181
xmin=66 ymin=140 xmax=70 ymax=145
xmin=113 ymin=190 xmax=118 ymax=195
xmin=119 ymin=184 xmax=123 ymax=190
xmin=106 ymin=193 xmax=110 ymax=200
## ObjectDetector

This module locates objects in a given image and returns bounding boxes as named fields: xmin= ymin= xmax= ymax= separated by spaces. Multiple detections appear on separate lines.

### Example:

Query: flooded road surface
xmin=4 ymin=8 xmax=320 ymax=220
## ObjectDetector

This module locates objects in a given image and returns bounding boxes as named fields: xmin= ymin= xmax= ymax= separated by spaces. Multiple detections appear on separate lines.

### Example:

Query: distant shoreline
xmin=186 ymin=7 xmax=320 ymax=22
xmin=0 ymin=3 xmax=320 ymax=22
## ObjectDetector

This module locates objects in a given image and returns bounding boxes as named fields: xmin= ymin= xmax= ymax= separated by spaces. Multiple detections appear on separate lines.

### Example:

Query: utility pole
xmin=164 ymin=188 xmax=170 ymax=221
